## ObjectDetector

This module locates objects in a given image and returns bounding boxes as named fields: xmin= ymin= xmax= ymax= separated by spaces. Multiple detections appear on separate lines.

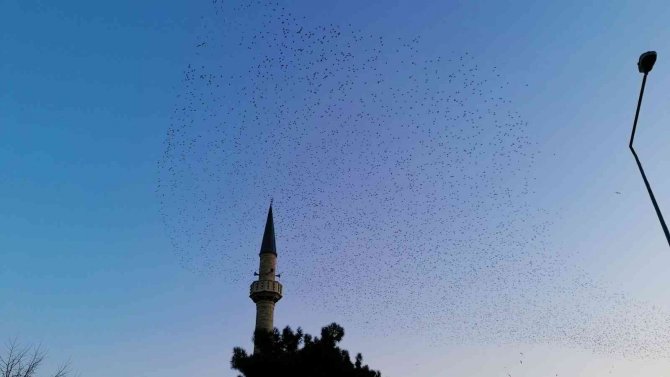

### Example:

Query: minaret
xmin=249 ymin=204 xmax=283 ymax=346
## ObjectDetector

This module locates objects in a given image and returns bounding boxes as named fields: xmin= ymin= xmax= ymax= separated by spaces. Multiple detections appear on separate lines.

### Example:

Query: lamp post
xmin=629 ymin=51 xmax=670 ymax=248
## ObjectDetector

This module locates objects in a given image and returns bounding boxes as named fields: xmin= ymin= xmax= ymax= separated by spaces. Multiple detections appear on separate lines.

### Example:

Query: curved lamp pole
xmin=629 ymin=51 xmax=670 ymax=248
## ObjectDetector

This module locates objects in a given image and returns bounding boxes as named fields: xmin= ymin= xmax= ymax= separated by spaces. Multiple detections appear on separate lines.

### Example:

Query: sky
xmin=2 ymin=1 xmax=670 ymax=376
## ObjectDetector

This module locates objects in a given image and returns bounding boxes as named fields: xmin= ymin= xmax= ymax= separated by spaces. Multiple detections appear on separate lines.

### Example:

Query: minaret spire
xmin=259 ymin=202 xmax=276 ymax=255
xmin=249 ymin=203 xmax=283 ymax=353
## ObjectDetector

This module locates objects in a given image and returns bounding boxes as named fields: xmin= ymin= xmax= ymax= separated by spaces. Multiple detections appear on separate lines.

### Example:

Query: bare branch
xmin=0 ymin=340 xmax=72 ymax=377
xmin=51 ymin=362 xmax=69 ymax=377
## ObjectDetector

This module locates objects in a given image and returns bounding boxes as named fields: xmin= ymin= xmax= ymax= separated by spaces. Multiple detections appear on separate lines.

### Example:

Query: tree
xmin=0 ymin=340 xmax=71 ymax=377
xmin=231 ymin=323 xmax=381 ymax=377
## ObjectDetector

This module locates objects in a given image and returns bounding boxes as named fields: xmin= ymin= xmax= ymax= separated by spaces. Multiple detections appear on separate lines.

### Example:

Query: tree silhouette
xmin=0 ymin=340 xmax=71 ymax=377
xmin=231 ymin=323 xmax=381 ymax=377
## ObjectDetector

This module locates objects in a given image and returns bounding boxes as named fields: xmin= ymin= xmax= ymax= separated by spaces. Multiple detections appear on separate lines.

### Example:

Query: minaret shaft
xmin=254 ymin=300 xmax=276 ymax=332
xmin=258 ymin=253 xmax=277 ymax=281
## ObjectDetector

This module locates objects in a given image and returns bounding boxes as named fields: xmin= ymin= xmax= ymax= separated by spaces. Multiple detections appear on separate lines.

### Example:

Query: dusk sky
xmin=3 ymin=1 xmax=670 ymax=376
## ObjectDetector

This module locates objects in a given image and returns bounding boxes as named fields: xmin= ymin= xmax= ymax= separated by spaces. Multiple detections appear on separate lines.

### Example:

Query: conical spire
xmin=259 ymin=203 xmax=277 ymax=255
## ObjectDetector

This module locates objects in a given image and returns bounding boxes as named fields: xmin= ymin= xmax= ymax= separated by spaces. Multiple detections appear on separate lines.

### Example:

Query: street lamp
xmin=629 ymin=51 xmax=670 ymax=248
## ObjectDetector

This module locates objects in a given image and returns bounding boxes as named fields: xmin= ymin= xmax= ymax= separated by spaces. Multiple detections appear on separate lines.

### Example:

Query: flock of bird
xmin=157 ymin=0 xmax=670 ymax=364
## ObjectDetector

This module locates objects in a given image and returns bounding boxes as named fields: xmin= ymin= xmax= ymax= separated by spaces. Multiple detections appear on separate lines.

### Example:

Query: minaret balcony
xmin=250 ymin=280 xmax=283 ymax=303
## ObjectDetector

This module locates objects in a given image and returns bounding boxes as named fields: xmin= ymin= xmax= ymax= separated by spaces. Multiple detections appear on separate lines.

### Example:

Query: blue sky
xmin=3 ymin=1 xmax=670 ymax=376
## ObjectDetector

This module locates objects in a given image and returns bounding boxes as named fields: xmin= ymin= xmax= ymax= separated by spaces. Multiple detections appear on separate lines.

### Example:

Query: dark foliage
xmin=231 ymin=323 xmax=381 ymax=377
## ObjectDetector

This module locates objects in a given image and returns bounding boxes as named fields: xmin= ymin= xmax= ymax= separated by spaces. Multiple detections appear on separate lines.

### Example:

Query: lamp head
xmin=638 ymin=51 xmax=657 ymax=74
